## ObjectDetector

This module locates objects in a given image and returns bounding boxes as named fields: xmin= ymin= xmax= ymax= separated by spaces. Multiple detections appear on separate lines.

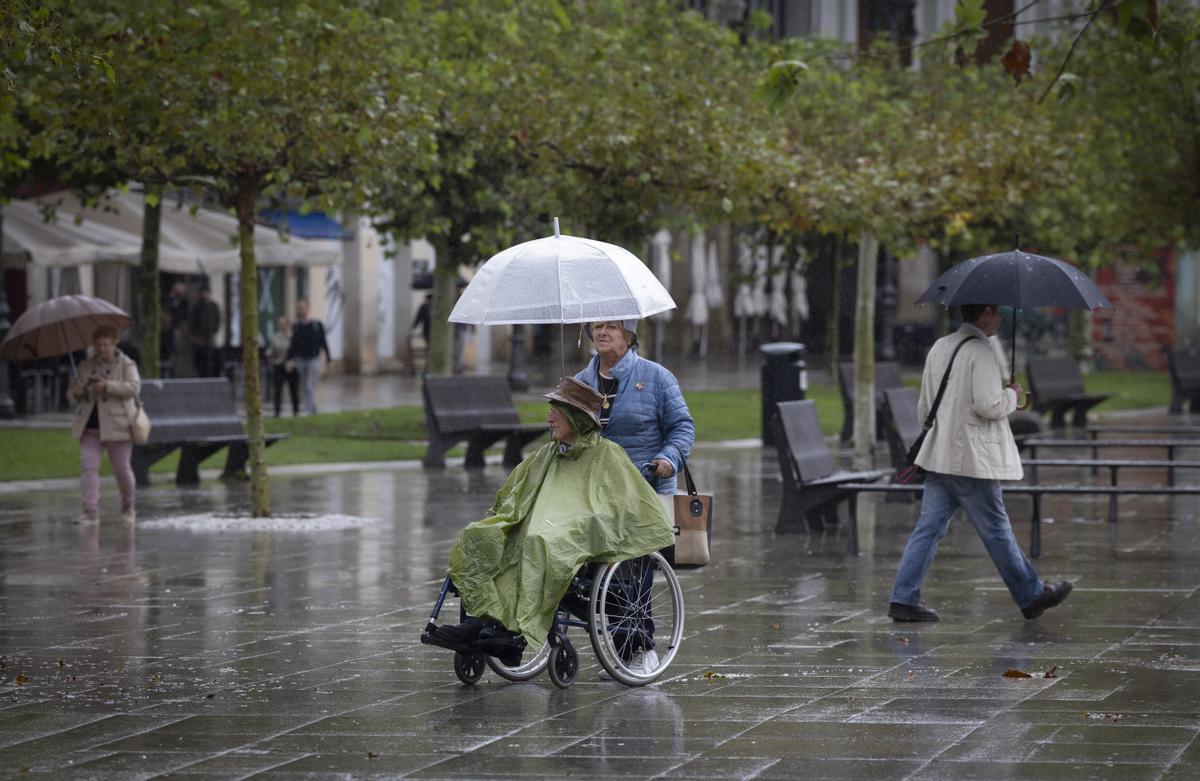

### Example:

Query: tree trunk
xmin=828 ymin=233 xmax=843 ymax=379
xmin=234 ymin=181 xmax=270 ymax=517
xmin=138 ymin=185 xmax=162 ymax=379
xmin=852 ymin=230 xmax=879 ymax=470
xmin=427 ymin=233 xmax=457 ymax=375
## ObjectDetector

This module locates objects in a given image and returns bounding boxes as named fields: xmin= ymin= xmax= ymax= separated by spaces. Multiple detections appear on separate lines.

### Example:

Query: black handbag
xmin=896 ymin=335 xmax=977 ymax=484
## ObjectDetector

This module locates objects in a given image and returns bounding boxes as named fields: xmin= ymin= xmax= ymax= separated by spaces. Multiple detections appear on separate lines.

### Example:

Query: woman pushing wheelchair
xmin=421 ymin=377 xmax=683 ymax=687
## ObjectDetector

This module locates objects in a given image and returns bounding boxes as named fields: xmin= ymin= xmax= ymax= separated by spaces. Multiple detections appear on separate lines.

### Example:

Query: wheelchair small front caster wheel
xmin=548 ymin=637 xmax=578 ymax=689
xmin=454 ymin=650 xmax=486 ymax=685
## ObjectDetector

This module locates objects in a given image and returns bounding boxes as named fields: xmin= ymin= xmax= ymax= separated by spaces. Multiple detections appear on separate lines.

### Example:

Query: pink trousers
xmin=80 ymin=431 xmax=136 ymax=514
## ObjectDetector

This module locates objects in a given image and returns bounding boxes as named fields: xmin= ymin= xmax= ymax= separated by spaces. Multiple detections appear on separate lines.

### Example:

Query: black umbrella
xmin=916 ymin=249 xmax=1113 ymax=384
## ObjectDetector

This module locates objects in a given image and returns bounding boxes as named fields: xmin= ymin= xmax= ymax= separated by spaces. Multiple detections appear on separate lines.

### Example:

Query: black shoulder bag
xmin=896 ymin=335 xmax=977 ymax=484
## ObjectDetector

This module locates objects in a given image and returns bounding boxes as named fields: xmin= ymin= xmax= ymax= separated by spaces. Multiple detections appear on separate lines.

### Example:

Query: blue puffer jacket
xmin=576 ymin=349 xmax=695 ymax=494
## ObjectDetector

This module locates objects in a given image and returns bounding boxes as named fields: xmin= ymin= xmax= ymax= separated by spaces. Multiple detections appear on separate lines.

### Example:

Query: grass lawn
xmin=0 ymin=371 xmax=1171 ymax=482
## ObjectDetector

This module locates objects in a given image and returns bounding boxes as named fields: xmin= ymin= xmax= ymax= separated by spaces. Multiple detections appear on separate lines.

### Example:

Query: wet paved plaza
xmin=2 ymin=437 xmax=1199 ymax=780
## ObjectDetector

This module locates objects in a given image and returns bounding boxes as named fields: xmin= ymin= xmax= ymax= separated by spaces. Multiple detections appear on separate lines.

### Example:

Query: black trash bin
xmin=760 ymin=342 xmax=807 ymax=445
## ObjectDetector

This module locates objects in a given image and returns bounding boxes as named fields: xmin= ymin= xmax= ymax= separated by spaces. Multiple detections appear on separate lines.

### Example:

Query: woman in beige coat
xmin=69 ymin=325 xmax=140 ymax=525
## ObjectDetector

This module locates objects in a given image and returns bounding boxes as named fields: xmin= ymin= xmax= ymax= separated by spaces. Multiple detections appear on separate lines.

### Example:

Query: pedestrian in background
xmin=188 ymin=285 xmax=221 ymax=378
xmin=164 ymin=281 xmax=190 ymax=376
xmin=888 ymin=303 xmax=1072 ymax=623
xmin=287 ymin=299 xmax=330 ymax=415
xmin=69 ymin=325 xmax=139 ymax=525
xmin=267 ymin=316 xmax=300 ymax=417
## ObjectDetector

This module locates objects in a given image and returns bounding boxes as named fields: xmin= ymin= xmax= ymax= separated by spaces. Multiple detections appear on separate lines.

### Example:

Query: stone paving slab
xmin=1 ymin=437 xmax=1199 ymax=779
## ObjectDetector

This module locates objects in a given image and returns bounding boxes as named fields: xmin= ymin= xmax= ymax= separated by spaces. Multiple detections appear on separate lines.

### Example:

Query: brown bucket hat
xmin=542 ymin=377 xmax=604 ymax=428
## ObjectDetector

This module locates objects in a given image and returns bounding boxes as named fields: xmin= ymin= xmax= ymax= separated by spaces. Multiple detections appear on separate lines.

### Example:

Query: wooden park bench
xmin=131 ymin=378 xmax=288 ymax=487
xmin=837 ymin=361 xmax=904 ymax=443
xmin=422 ymin=375 xmax=547 ymax=469
xmin=773 ymin=399 xmax=892 ymax=532
xmin=1168 ymin=347 xmax=1200 ymax=414
xmin=1026 ymin=356 xmax=1112 ymax=428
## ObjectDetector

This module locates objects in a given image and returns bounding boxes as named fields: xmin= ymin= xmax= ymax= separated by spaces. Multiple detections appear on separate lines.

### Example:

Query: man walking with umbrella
xmin=888 ymin=303 xmax=1072 ymax=622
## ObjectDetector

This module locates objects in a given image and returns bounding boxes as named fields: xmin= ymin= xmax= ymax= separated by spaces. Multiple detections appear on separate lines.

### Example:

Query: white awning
xmin=2 ymin=189 xmax=341 ymax=272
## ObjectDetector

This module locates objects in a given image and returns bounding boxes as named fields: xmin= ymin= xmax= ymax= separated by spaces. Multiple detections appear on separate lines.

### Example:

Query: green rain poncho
xmin=447 ymin=404 xmax=675 ymax=648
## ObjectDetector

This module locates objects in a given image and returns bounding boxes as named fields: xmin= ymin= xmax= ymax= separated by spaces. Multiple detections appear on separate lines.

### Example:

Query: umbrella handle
xmin=1016 ymin=391 xmax=1031 ymax=411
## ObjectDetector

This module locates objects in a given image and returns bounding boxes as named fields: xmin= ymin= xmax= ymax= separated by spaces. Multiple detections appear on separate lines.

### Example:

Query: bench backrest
xmin=139 ymin=378 xmax=244 ymax=442
xmin=838 ymin=361 xmax=904 ymax=408
xmin=1169 ymin=348 xmax=1200 ymax=392
xmin=883 ymin=387 xmax=922 ymax=454
xmin=776 ymin=400 xmax=837 ymax=482
xmin=1027 ymin=357 xmax=1085 ymax=401
xmin=423 ymin=375 xmax=521 ymax=434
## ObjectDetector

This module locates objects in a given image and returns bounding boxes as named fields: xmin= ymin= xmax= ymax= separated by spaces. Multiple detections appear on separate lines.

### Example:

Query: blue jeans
xmin=891 ymin=472 xmax=1043 ymax=610
xmin=298 ymin=358 xmax=321 ymax=415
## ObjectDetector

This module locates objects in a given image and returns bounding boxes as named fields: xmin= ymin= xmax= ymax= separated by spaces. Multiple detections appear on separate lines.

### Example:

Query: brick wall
xmin=1092 ymin=253 xmax=1174 ymax=371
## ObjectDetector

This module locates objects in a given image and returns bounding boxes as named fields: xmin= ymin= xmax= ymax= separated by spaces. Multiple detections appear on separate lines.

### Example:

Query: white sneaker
xmin=75 ymin=511 xmax=99 ymax=526
xmin=628 ymin=649 xmax=659 ymax=677
xmin=120 ymin=507 xmax=136 ymax=525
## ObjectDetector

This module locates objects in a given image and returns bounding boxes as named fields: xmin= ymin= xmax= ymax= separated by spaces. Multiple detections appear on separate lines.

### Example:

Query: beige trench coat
xmin=70 ymin=351 xmax=142 ymax=442
xmin=913 ymin=324 xmax=1022 ymax=480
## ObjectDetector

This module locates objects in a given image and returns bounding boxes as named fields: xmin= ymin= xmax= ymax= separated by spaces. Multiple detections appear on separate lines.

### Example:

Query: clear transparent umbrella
xmin=449 ymin=219 xmax=675 ymax=326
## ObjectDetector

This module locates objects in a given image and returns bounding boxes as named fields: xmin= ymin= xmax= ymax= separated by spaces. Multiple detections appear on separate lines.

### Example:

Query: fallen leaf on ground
xmin=1084 ymin=712 xmax=1124 ymax=722
xmin=14 ymin=673 xmax=27 ymax=685
xmin=702 ymin=670 xmax=724 ymax=681
xmin=770 ymin=623 xmax=780 ymax=630
xmin=1003 ymin=668 xmax=1033 ymax=678
xmin=57 ymin=659 xmax=65 ymax=668
xmin=896 ymin=637 xmax=910 ymax=646
xmin=367 ymin=752 xmax=379 ymax=759
xmin=1043 ymin=665 xmax=1058 ymax=679
xmin=906 ymin=670 xmax=914 ymax=680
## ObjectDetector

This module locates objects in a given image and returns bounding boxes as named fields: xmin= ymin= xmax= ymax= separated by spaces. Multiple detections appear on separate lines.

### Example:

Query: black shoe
xmin=1022 ymin=580 xmax=1073 ymax=619
xmin=434 ymin=617 xmax=485 ymax=644
xmin=888 ymin=601 xmax=939 ymax=622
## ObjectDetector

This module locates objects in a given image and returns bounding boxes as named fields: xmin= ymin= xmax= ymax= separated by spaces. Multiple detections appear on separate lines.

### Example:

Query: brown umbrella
xmin=0 ymin=294 xmax=131 ymax=363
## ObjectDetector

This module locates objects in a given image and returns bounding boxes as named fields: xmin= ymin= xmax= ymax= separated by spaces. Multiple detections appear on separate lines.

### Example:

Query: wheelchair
xmin=420 ymin=551 xmax=684 ymax=688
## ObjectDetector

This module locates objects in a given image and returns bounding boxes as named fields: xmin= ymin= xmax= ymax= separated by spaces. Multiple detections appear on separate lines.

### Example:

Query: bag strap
xmin=921 ymin=335 xmax=978 ymax=433
xmin=681 ymin=462 xmax=698 ymax=496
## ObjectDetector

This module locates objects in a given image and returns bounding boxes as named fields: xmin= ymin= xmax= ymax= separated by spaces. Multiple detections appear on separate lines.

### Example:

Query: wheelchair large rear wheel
xmin=486 ymin=639 xmax=551 ymax=681
xmin=587 ymin=551 xmax=684 ymax=686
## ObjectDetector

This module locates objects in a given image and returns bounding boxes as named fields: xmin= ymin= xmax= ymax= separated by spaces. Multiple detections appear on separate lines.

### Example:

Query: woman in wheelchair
xmin=423 ymin=377 xmax=678 ymax=685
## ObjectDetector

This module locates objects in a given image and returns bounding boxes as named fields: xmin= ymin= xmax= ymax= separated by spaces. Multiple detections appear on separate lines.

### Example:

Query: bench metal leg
xmin=423 ymin=434 xmax=451 ymax=469
xmin=1048 ymin=407 xmax=1069 ymax=429
xmin=502 ymin=435 xmax=525 ymax=468
xmin=177 ymin=444 xmax=225 ymax=486
xmin=131 ymin=444 xmax=178 ymax=488
xmin=464 ymin=439 xmax=488 ymax=469
xmin=846 ymin=494 xmax=859 ymax=556
xmin=1030 ymin=494 xmax=1041 ymax=559
xmin=177 ymin=447 xmax=204 ymax=486
xmin=1071 ymin=403 xmax=1090 ymax=429
xmin=131 ymin=450 xmax=154 ymax=488
xmin=222 ymin=442 xmax=250 ymax=479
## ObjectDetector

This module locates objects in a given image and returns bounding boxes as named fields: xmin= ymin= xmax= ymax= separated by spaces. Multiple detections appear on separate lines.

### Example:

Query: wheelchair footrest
xmin=420 ymin=626 xmax=471 ymax=654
